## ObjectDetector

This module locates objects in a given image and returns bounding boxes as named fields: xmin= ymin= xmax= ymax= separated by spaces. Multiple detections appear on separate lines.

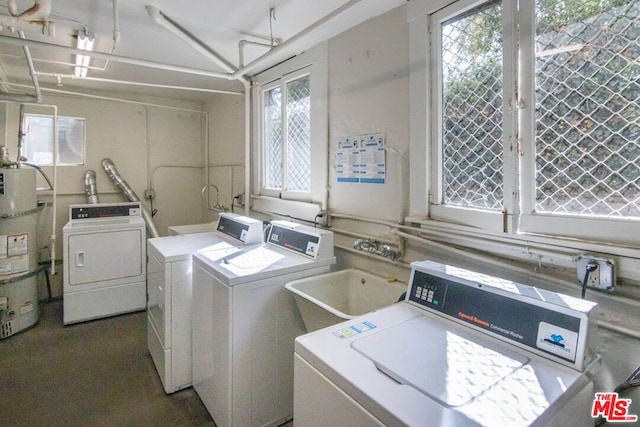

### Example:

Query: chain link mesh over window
xmin=535 ymin=0 xmax=640 ymax=218
xmin=286 ymin=76 xmax=311 ymax=191
xmin=264 ymin=86 xmax=282 ymax=189
xmin=441 ymin=1 xmax=504 ymax=211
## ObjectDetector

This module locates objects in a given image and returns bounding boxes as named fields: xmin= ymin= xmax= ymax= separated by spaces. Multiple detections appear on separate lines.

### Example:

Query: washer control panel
xmin=216 ymin=212 xmax=263 ymax=244
xmin=268 ymin=220 xmax=334 ymax=260
xmin=407 ymin=260 xmax=597 ymax=371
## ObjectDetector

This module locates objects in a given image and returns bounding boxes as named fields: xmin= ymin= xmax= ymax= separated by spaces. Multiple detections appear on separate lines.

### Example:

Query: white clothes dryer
xmin=63 ymin=202 xmax=146 ymax=325
xmin=294 ymin=260 xmax=601 ymax=427
xmin=146 ymin=213 xmax=264 ymax=394
xmin=191 ymin=220 xmax=335 ymax=427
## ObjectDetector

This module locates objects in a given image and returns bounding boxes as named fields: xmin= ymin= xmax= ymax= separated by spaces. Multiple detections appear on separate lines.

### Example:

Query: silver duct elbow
xmin=83 ymin=170 xmax=100 ymax=204
xmin=101 ymin=158 xmax=160 ymax=238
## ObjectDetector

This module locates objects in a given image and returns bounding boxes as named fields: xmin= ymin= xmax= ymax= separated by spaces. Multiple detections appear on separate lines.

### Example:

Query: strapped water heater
xmin=0 ymin=166 xmax=41 ymax=338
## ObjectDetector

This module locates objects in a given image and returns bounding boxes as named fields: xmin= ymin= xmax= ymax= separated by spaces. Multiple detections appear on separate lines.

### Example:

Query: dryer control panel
xmin=407 ymin=260 xmax=597 ymax=372
xmin=69 ymin=202 xmax=141 ymax=220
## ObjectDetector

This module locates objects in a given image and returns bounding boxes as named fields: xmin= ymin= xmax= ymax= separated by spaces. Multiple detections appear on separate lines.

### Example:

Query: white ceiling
xmin=0 ymin=0 xmax=406 ymax=101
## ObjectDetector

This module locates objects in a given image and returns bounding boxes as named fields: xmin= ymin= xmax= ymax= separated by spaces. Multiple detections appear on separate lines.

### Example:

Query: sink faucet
xmin=353 ymin=238 xmax=378 ymax=253
xmin=354 ymin=238 xmax=398 ymax=260
xmin=201 ymin=184 xmax=226 ymax=212
xmin=380 ymin=244 xmax=398 ymax=261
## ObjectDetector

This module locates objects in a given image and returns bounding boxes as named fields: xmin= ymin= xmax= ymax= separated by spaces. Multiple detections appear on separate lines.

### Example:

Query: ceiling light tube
xmin=74 ymin=29 xmax=94 ymax=77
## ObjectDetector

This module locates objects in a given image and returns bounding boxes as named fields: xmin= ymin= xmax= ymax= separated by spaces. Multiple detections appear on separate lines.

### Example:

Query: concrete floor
xmin=0 ymin=300 xmax=215 ymax=427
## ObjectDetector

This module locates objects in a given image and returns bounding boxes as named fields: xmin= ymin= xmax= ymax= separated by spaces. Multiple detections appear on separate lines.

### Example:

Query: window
xmin=426 ymin=0 xmax=639 ymax=244
xmin=24 ymin=114 xmax=85 ymax=166
xmin=253 ymin=43 xmax=328 ymax=214
xmin=262 ymin=72 xmax=311 ymax=194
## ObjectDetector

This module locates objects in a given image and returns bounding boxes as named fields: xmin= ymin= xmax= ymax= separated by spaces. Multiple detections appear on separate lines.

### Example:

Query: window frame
xmin=516 ymin=0 xmax=640 ymax=245
xmin=23 ymin=113 xmax=86 ymax=167
xmin=414 ymin=0 xmax=640 ymax=246
xmin=252 ymin=43 xmax=328 ymax=213
xmin=259 ymin=67 xmax=313 ymax=201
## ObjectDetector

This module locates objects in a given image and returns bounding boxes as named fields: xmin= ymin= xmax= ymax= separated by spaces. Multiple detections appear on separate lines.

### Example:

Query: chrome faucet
xmin=353 ymin=238 xmax=398 ymax=260
xmin=201 ymin=184 xmax=226 ymax=212
xmin=353 ymin=238 xmax=378 ymax=253
xmin=380 ymin=244 xmax=398 ymax=261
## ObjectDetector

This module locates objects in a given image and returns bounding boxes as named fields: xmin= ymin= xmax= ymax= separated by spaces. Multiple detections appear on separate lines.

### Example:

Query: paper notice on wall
xmin=336 ymin=133 xmax=386 ymax=184
xmin=359 ymin=145 xmax=386 ymax=184
xmin=336 ymin=136 xmax=360 ymax=183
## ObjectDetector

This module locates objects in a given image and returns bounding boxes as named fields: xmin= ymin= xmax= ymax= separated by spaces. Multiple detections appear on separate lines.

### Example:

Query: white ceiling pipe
xmin=18 ymin=31 xmax=41 ymax=102
xmin=0 ymin=14 xmax=53 ymax=34
xmin=231 ymin=0 xmax=367 ymax=79
xmin=34 ymin=71 xmax=243 ymax=95
xmin=3 ymin=0 xmax=53 ymax=35
xmin=146 ymin=5 xmax=237 ymax=75
xmin=0 ymin=35 xmax=232 ymax=79
xmin=146 ymin=5 xmax=252 ymax=215
xmin=0 ymin=52 xmax=111 ymax=72
xmin=8 ymin=0 xmax=52 ymax=20
xmin=112 ymin=0 xmax=121 ymax=48
xmin=238 ymin=39 xmax=275 ymax=68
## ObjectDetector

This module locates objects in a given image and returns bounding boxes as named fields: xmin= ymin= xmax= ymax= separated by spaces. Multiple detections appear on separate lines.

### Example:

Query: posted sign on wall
xmin=336 ymin=133 xmax=386 ymax=184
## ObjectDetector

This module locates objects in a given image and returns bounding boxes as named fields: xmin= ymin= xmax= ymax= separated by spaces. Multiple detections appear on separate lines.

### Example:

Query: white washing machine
xmin=146 ymin=213 xmax=264 ymax=394
xmin=191 ymin=220 xmax=335 ymax=427
xmin=294 ymin=260 xmax=601 ymax=427
xmin=63 ymin=202 xmax=146 ymax=325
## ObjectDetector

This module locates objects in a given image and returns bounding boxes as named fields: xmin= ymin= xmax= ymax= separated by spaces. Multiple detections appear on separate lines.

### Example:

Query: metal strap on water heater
xmin=0 ymin=201 xmax=44 ymax=219
xmin=0 ymin=266 xmax=44 ymax=286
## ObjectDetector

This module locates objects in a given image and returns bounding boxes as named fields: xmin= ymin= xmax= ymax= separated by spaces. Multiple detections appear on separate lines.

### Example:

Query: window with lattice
xmin=430 ymin=0 xmax=639 ymax=242
xmin=262 ymin=73 xmax=311 ymax=195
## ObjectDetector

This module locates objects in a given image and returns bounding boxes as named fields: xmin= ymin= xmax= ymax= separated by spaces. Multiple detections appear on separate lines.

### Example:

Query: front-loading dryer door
xmin=68 ymin=229 xmax=143 ymax=285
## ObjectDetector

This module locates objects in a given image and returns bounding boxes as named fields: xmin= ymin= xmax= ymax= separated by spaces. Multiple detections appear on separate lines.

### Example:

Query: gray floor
xmin=0 ymin=300 xmax=215 ymax=427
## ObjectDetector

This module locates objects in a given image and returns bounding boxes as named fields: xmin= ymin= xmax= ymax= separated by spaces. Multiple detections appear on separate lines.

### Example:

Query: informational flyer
xmin=336 ymin=136 xmax=360 ymax=183
xmin=336 ymin=133 xmax=386 ymax=184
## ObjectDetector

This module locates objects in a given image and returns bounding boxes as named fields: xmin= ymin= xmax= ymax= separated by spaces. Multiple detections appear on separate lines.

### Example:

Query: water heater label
xmin=7 ymin=233 xmax=28 ymax=257
xmin=0 ymin=255 xmax=28 ymax=275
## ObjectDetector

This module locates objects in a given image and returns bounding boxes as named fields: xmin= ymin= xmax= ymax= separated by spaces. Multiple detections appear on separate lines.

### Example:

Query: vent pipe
xmin=101 ymin=158 xmax=160 ymax=238
xmin=83 ymin=170 xmax=99 ymax=204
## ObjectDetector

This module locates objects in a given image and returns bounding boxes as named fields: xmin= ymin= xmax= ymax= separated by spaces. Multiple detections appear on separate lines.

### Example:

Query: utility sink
xmin=285 ymin=269 xmax=406 ymax=332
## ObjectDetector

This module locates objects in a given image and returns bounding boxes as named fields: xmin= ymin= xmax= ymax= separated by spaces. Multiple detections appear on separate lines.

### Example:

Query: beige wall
xmin=204 ymin=93 xmax=246 ymax=219
xmin=3 ymin=91 xmax=206 ymax=298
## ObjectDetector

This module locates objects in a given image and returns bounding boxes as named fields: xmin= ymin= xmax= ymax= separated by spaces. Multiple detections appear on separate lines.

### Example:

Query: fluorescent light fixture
xmin=74 ymin=30 xmax=95 ymax=77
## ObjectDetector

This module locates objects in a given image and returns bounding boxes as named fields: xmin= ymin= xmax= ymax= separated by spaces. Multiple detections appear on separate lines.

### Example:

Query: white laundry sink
xmin=285 ymin=269 xmax=406 ymax=332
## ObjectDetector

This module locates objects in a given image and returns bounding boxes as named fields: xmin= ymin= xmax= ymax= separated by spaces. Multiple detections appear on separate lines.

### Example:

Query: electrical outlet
xmin=144 ymin=189 xmax=156 ymax=200
xmin=576 ymin=255 xmax=615 ymax=293
xmin=316 ymin=210 xmax=329 ymax=227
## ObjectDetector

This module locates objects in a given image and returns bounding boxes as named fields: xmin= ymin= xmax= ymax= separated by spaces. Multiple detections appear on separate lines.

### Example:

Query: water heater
xmin=0 ymin=167 xmax=40 ymax=339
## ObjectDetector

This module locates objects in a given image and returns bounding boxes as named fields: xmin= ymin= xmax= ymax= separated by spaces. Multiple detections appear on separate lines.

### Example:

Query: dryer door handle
xmin=75 ymin=252 xmax=85 ymax=268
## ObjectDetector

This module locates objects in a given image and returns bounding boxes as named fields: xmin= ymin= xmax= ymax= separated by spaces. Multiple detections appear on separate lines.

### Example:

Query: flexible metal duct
xmin=83 ymin=170 xmax=99 ymax=204
xmin=101 ymin=158 xmax=160 ymax=238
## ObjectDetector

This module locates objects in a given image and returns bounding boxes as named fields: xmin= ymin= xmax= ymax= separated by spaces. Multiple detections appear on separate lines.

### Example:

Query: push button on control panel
xmin=409 ymin=274 xmax=446 ymax=308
